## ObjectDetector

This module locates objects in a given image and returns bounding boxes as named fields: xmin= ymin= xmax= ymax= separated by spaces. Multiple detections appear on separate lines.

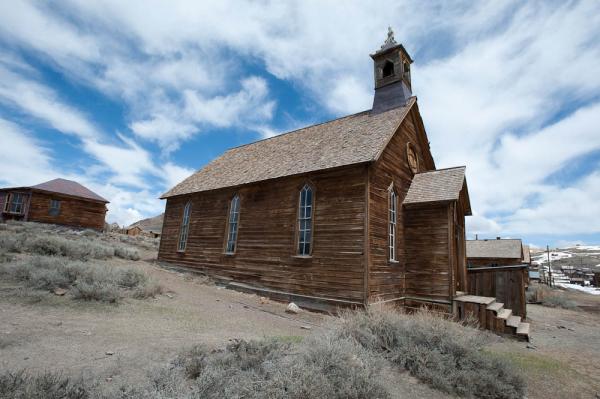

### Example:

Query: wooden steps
xmin=454 ymin=294 xmax=530 ymax=341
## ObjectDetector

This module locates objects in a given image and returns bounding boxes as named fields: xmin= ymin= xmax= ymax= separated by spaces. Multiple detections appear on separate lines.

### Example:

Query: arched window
xmin=178 ymin=200 xmax=192 ymax=252
xmin=225 ymin=195 xmax=241 ymax=253
xmin=297 ymin=184 xmax=313 ymax=256
xmin=389 ymin=188 xmax=397 ymax=261
xmin=382 ymin=60 xmax=394 ymax=78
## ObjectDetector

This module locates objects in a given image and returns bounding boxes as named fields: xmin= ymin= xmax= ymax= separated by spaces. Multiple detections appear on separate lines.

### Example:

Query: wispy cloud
xmin=0 ymin=0 xmax=598 ymax=242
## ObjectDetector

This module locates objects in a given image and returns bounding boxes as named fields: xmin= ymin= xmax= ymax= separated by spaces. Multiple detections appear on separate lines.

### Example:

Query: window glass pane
xmin=305 ymin=187 xmax=312 ymax=205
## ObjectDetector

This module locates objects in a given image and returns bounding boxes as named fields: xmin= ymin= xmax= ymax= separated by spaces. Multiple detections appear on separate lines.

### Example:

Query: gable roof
xmin=402 ymin=167 xmax=471 ymax=214
xmin=466 ymin=239 xmax=523 ymax=260
xmin=31 ymin=179 xmax=108 ymax=202
xmin=161 ymin=97 xmax=417 ymax=198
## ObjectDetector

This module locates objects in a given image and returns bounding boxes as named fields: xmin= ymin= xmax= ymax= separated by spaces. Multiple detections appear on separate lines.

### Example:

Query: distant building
xmin=466 ymin=238 xmax=524 ymax=268
xmin=0 ymin=178 xmax=108 ymax=230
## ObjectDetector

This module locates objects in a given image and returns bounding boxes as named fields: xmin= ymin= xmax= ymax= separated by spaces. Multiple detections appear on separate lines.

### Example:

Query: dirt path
xmin=0 ymin=258 xmax=327 ymax=386
xmin=488 ymin=302 xmax=600 ymax=399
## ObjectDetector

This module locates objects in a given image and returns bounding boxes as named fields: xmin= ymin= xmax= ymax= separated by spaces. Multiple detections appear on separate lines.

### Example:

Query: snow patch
xmin=555 ymin=283 xmax=600 ymax=295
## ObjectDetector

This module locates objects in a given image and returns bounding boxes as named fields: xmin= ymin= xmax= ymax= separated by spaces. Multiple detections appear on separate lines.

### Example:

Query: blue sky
xmin=0 ymin=1 xmax=599 ymax=249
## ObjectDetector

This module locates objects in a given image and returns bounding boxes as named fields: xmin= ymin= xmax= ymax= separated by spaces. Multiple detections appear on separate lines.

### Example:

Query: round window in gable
xmin=407 ymin=143 xmax=419 ymax=174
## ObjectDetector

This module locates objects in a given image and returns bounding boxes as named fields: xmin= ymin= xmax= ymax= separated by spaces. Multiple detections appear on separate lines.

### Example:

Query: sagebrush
xmin=0 ymin=255 xmax=161 ymax=303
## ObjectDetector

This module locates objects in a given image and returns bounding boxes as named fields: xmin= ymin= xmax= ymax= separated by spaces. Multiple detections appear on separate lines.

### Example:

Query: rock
xmin=286 ymin=302 xmax=301 ymax=314
xmin=259 ymin=297 xmax=269 ymax=304
xmin=165 ymin=293 xmax=174 ymax=299
xmin=300 ymin=325 xmax=311 ymax=330
xmin=105 ymin=351 xmax=114 ymax=356
xmin=53 ymin=288 xmax=68 ymax=296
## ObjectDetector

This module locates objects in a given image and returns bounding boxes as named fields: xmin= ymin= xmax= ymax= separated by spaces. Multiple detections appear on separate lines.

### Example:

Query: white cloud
xmin=0 ymin=0 xmax=599 ymax=238
xmin=162 ymin=162 xmax=195 ymax=189
xmin=0 ymin=118 xmax=57 ymax=186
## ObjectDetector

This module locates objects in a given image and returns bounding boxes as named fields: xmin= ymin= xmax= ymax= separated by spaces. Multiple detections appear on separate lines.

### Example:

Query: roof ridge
xmin=225 ymin=109 xmax=373 ymax=152
xmin=417 ymin=165 xmax=466 ymax=174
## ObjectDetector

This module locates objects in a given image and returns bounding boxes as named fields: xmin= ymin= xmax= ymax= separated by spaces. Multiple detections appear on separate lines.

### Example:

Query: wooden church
xmin=158 ymin=30 xmax=472 ymax=313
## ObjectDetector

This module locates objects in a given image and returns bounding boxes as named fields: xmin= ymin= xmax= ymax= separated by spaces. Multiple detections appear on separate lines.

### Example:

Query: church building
xmin=158 ymin=30 xmax=472 ymax=313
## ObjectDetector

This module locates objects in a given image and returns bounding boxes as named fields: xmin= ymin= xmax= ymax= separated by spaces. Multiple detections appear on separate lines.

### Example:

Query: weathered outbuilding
xmin=158 ymin=32 xmax=473 ymax=313
xmin=0 ymin=178 xmax=108 ymax=230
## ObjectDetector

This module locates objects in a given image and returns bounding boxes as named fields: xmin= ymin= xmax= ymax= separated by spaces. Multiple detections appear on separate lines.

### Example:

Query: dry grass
xmin=0 ymin=221 xmax=161 ymax=304
xmin=334 ymin=308 xmax=525 ymax=399
xmin=527 ymin=285 xmax=578 ymax=309
xmin=0 ymin=222 xmax=140 ymax=261
xmin=0 ymin=309 xmax=525 ymax=399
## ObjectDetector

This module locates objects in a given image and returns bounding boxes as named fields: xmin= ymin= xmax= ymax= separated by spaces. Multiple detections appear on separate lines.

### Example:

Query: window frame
xmin=4 ymin=193 xmax=26 ymax=215
xmin=177 ymin=200 xmax=192 ymax=253
xmin=388 ymin=186 xmax=398 ymax=262
xmin=49 ymin=199 xmax=61 ymax=216
xmin=224 ymin=194 xmax=241 ymax=255
xmin=296 ymin=183 xmax=315 ymax=257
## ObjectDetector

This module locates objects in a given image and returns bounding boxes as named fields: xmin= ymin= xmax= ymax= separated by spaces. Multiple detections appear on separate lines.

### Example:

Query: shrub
xmin=542 ymin=295 xmax=577 ymax=309
xmin=529 ymin=284 xmax=578 ymax=309
xmin=71 ymin=281 xmax=120 ymax=303
xmin=334 ymin=308 xmax=525 ymax=399
xmin=114 ymin=246 xmax=140 ymax=261
xmin=117 ymin=268 xmax=147 ymax=288
xmin=0 ymin=370 xmax=89 ymax=399
xmin=132 ymin=281 xmax=163 ymax=299
xmin=0 ymin=233 xmax=25 ymax=253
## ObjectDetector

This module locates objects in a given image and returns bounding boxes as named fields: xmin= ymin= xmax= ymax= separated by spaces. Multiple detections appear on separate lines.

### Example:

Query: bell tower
xmin=370 ymin=27 xmax=413 ymax=113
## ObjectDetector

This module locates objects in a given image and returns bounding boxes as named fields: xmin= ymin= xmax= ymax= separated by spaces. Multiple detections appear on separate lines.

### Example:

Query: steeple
xmin=370 ymin=27 xmax=413 ymax=114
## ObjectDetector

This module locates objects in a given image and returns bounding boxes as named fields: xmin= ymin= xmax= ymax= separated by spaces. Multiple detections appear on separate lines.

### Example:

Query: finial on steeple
xmin=380 ymin=26 xmax=397 ymax=50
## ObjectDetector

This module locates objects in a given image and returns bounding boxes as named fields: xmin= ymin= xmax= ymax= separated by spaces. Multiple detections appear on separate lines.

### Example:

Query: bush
xmin=528 ymin=285 xmax=578 ymax=309
xmin=542 ymin=295 xmax=577 ymax=309
xmin=334 ymin=308 xmax=525 ymax=399
xmin=71 ymin=281 xmax=120 ymax=303
xmin=114 ymin=246 xmax=140 ymax=261
xmin=0 ymin=370 xmax=89 ymax=399
xmin=132 ymin=281 xmax=163 ymax=299
xmin=0 ymin=255 xmax=158 ymax=304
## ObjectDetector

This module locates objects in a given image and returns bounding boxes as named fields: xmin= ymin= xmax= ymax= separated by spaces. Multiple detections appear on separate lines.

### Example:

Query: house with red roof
xmin=0 ymin=178 xmax=108 ymax=230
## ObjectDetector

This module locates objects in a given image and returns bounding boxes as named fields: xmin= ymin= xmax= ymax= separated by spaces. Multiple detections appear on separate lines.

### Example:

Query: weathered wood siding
xmin=158 ymin=165 xmax=367 ymax=304
xmin=367 ymin=107 xmax=435 ymax=303
xmin=467 ymin=265 xmax=527 ymax=318
xmin=467 ymin=258 xmax=522 ymax=268
xmin=27 ymin=192 xmax=107 ymax=230
xmin=404 ymin=204 xmax=452 ymax=303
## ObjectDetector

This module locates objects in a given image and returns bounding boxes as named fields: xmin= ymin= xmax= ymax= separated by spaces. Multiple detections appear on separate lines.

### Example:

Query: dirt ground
xmin=488 ymin=291 xmax=600 ymax=399
xmin=0 ymin=255 xmax=328 ymax=386
xmin=1 ymin=246 xmax=600 ymax=398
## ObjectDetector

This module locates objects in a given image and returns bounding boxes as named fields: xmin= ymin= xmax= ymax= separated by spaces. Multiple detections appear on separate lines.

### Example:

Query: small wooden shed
xmin=0 ymin=178 xmax=108 ymax=230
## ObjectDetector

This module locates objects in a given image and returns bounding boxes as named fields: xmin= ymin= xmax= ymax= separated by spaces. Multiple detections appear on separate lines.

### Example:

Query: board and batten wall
xmin=366 ymin=106 xmax=436 ymax=304
xmin=158 ymin=164 xmax=368 ymax=306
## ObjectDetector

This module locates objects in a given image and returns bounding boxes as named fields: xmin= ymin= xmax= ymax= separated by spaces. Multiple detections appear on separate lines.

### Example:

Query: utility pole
xmin=547 ymin=245 xmax=553 ymax=287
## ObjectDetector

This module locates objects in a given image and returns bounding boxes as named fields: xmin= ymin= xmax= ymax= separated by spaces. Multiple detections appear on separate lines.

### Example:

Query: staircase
xmin=453 ymin=295 xmax=530 ymax=341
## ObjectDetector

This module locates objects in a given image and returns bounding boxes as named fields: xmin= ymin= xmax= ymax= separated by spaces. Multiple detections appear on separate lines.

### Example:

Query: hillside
xmin=129 ymin=213 xmax=164 ymax=232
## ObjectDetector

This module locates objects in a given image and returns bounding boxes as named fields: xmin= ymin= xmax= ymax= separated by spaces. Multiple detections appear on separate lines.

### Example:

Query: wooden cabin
xmin=0 ymin=178 xmax=108 ymax=230
xmin=466 ymin=238 xmax=524 ymax=268
xmin=158 ymin=32 xmax=474 ymax=314
xmin=126 ymin=225 xmax=143 ymax=236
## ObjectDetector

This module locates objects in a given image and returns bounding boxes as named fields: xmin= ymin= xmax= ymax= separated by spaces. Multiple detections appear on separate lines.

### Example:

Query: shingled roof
xmin=466 ymin=239 xmax=523 ymax=259
xmin=161 ymin=97 xmax=417 ymax=198
xmin=31 ymin=179 xmax=108 ymax=202
xmin=402 ymin=167 xmax=471 ymax=214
